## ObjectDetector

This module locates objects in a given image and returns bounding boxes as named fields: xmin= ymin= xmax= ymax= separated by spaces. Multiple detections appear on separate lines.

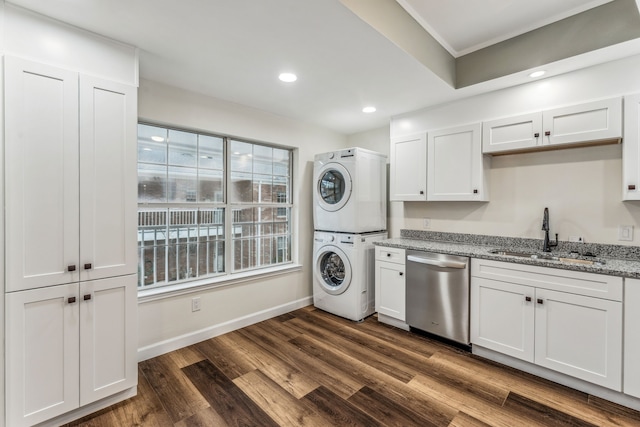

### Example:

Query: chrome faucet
xmin=542 ymin=207 xmax=558 ymax=252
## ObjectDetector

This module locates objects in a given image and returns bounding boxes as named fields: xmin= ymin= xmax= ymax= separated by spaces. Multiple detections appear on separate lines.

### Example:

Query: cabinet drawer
xmin=375 ymin=246 xmax=405 ymax=264
xmin=471 ymin=258 xmax=622 ymax=301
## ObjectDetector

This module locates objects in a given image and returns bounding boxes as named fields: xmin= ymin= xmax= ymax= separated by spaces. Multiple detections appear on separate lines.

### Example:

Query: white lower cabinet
xmin=6 ymin=275 xmax=137 ymax=427
xmin=471 ymin=259 xmax=623 ymax=391
xmin=624 ymin=278 xmax=640 ymax=398
xmin=375 ymin=247 xmax=406 ymax=321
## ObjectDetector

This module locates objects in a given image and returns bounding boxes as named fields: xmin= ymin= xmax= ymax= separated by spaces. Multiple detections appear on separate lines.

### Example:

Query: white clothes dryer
xmin=313 ymin=147 xmax=387 ymax=233
xmin=313 ymin=231 xmax=387 ymax=321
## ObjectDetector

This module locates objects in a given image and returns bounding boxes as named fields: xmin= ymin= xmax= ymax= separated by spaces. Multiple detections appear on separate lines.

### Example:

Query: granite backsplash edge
xmin=399 ymin=229 xmax=640 ymax=261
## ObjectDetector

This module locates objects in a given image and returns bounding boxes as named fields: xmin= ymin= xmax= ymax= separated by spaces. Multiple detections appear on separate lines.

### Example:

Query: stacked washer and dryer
xmin=312 ymin=147 xmax=387 ymax=321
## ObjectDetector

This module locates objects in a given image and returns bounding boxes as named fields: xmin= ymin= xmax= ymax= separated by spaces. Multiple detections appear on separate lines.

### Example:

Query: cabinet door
xmin=624 ymin=278 xmax=640 ymax=397
xmin=79 ymin=75 xmax=138 ymax=281
xmin=470 ymin=277 xmax=534 ymax=362
xmin=6 ymin=284 xmax=80 ymax=427
xmin=482 ymin=112 xmax=542 ymax=154
xmin=375 ymin=260 xmax=405 ymax=321
xmin=427 ymin=123 xmax=488 ymax=201
xmin=535 ymin=288 xmax=622 ymax=391
xmin=623 ymin=94 xmax=640 ymax=200
xmin=4 ymin=56 xmax=80 ymax=292
xmin=390 ymin=133 xmax=427 ymax=201
xmin=80 ymin=274 xmax=138 ymax=405
xmin=542 ymin=97 xmax=622 ymax=147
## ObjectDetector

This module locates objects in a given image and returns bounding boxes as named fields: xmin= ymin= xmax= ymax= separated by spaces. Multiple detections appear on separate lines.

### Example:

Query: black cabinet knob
xmin=84 ymin=263 xmax=92 ymax=270
xmin=537 ymin=298 xmax=544 ymax=305
xmin=525 ymin=296 xmax=532 ymax=302
xmin=68 ymin=265 xmax=76 ymax=272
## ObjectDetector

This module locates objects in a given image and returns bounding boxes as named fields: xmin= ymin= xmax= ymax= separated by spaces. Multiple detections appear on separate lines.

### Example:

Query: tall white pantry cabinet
xmin=1 ymin=7 xmax=140 ymax=426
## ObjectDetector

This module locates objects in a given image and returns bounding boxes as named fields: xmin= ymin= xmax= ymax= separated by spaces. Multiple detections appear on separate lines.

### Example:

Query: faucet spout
xmin=542 ymin=207 xmax=557 ymax=252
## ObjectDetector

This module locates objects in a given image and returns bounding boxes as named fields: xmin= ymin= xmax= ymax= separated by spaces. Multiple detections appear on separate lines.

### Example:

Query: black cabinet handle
xmin=473 ymin=189 xmax=478 ymax=194
xmin=68 ymin=265 xmax=76 ymax=272
xmin=68 ymin=297 xmax=76 ymax=304
xmin=545 ymin=131 xmax=551 ymax=136
xmin=83 ymin=294 xmax=92 ymax=301
xmin=387 ymin=253 xmax=391 ymax=257
xmin=84 ymin=263 xmax=92 ymax=270
xmin=525 ymin=296 xmax=532 ymax=302
xmin=399 ymin=272 xmax=404 ymax=276
xmin=629 ymin=184 xmax=636 ymax=191
xmin=534 ymin=133 xmax=540 ymax=138
xmin=537 ymin=298 xmax=544 ymax=305
xmin=419 ymin=190 xmax=424 ymax=195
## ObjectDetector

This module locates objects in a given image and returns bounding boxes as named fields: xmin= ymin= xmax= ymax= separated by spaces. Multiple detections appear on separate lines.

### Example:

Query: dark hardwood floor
xmin=66 ymin=306 xmax=640 ymax=426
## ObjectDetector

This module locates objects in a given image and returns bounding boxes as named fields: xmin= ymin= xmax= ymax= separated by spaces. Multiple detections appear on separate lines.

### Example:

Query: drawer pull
xmin=399 ymin=272 xmax=403 ymax=276
xmin=83 ymin=294 xmax=92 ymax=301
xmin=68 ymin=265 xmax=76 ymax=272
xmin=68 ymin=297 xmax=76 ymax=304
xmin=629 ymin=184 xmax=636 ymax=191
xmin=534 ymin=132 xmax=540 ymax=138
xmin=84 ymin=263 xmax=92 ymax=270
xmin=545 ymin=131 xmax=551 ymax=136
xmin=525 ymin=296 xmax=532 ymax=302
xmin=537 ymin=298 xmax=544 ymax=305
xmin=387 ymin=253 xmax=391 ymax=257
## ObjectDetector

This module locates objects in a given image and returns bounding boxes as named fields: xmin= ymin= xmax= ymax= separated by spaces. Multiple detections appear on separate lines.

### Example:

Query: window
xmin=137 ymin=124 xmax=293 ymax=289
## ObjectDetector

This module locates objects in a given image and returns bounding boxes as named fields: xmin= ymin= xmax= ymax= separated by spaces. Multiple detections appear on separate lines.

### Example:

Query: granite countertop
xmin=374 ymin=230 xmax=640 ymax=279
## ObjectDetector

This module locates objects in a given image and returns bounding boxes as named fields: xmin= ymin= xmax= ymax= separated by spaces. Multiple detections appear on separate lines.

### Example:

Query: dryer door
xmin=316 ymin=163 xmax=352 ymax=212
xmin=315 ymin=245 xmax=352 ymax=295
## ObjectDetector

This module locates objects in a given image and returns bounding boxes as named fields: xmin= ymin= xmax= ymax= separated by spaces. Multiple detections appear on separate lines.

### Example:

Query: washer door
xmin=316 ymin=163 xmax=352 ymax=212
xmin=315 ymin=245 xmax=352 ymax=295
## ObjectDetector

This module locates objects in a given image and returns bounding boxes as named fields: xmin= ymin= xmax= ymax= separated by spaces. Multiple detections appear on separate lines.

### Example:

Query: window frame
xmin=137 ymin=122 xmax=298 ymax=297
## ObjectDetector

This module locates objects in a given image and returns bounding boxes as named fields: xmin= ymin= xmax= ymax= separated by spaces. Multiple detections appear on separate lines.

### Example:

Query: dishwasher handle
xmin=407 ymin=255 xmax=467 ymax=269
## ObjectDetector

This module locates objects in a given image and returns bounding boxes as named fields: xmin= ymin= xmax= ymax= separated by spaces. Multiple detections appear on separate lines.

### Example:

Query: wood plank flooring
xmin=65 ymin=306 xmax=640 ymax=426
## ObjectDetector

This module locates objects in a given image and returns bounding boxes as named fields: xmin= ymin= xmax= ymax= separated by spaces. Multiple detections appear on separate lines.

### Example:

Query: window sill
xmin=137 ymin=263 xmax=304 ymax=303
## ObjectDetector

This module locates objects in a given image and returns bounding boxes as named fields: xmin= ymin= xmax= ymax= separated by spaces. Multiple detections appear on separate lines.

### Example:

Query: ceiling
xmin=5 ymin=0 xmax=640 ymax=135
xmin=398 ymin=0 xmax=614 ymax=57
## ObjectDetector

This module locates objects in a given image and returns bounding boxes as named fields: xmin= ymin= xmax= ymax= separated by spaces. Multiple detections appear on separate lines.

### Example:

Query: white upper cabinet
xmin=428 ymin=123 xmax=489 ymax=201
xmin=542 ymin=97 xmax=622 ymax=147
xmin=79 ymin=75 xmax=138 ymax=281
xmin=482 ymin=112 xmax=542 ymax=154
xmin=623 ymin=93 xmax=640 ymax=200
xmin=5 ymin=56 xmax=81 ymax=291
xmin=5 ymin=57 xmax=138 ymax=292
xmin=390 ymin=133 xmax=427 ymax=201
xmin=482 ymin=97 xmax=622 ymax=154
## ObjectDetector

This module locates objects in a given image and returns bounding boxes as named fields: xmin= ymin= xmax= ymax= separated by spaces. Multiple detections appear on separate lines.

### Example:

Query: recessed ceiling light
xmin=362 ymin=106 xmax=376 ymax=113
xmin=529 ymin=70 xmax=546 ymax=78
xmin=151 ymin=136 xmax=165 ymax=142
xmin=278 ymin=72 xmax=297 ymax=83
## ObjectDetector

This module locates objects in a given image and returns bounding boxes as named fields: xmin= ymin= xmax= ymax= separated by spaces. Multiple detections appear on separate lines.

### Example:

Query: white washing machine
xmin=313 ymin=230 xmax=387 ymax=321
xmin=313 ymin=147 xmax=387 ymax=233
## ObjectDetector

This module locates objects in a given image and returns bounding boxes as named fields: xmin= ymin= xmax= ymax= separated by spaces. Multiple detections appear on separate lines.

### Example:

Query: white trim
xmin=31 ymin=387 xmax=137 ymax=427
xmin=137 ymin=296 xmax=312 ymax=361
xmin=138 ymin=263 xmax=302 ymax=302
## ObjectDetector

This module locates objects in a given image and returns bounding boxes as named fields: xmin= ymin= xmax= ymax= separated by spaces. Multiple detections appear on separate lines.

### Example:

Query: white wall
xmin=382 ymin=54 xmax=640 ymax=243
xmin=137 ymin=79 xmax=347 ymax=356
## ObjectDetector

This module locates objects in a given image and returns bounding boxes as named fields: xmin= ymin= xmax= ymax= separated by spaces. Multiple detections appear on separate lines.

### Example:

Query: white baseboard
xmin=137 ymin=296 xmax=312 ymax=361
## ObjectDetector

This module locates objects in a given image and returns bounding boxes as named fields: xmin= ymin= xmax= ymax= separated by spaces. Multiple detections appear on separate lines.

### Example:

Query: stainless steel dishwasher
xmin=405 ymin=250 xmax=470 ymax=345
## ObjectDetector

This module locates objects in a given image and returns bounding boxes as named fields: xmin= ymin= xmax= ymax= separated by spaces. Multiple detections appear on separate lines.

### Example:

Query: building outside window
xmin=137 ymin=123 xmax=293 ymax=289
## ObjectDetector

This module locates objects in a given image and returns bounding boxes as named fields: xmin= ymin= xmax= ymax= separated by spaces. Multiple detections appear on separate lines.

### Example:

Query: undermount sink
xmin=489 ymin=249 xmax=605 ymax=266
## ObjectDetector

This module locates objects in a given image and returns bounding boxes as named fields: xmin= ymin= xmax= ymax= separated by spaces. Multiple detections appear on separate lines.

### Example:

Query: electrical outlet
xmin=618 ymin=225 xmax=634 ymax=242
xmin=191 ymin=297 xmax=201 ymax=312
xmin=423 ymin=218 xmax=431 ymax=229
